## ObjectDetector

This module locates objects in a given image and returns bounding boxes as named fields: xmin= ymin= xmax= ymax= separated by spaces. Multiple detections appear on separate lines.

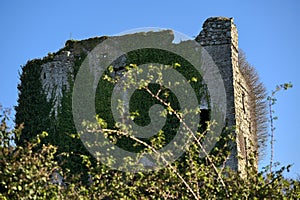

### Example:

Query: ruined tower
xmin=196 ymin=17 xmax=257 ymax=172
xmin=16 ymin=17 xmax=259 ymax=173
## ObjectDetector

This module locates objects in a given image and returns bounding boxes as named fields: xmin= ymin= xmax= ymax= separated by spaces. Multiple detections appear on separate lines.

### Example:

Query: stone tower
xmin=196 ymin=17 xmax=256 ymax=172
xmin=16 ymin=17 xmax=258 ymax=173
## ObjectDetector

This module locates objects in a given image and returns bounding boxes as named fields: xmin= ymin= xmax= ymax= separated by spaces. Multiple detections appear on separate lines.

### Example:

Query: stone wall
xmin=196 ymin=17 xmax=256 ymax=172
xmin=41 ymin=51 xmax=74 ymax=117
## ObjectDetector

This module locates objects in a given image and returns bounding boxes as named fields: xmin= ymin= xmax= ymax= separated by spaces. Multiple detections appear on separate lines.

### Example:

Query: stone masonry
xmin=41 ymin=51 xmax=74 ymax=117
xmin=196 ymin=17 xmax=256 ymax=172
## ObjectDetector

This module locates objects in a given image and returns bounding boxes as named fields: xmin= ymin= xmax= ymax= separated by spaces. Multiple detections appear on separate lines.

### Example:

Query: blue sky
xmin=1 ymin=1 xmax=299 ymax=178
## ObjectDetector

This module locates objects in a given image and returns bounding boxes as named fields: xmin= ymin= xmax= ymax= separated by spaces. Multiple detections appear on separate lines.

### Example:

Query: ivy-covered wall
xmin=15 ymin=38 xmax=107 ymax=181
xmin=15 ymin=17 xmax=266 ymax=177
xmin=15 ymin=35 xmax=209 ymax=180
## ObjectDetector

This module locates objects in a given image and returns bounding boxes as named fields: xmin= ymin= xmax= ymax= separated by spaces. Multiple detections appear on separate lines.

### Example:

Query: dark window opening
xmin=242 ymin=93 xmax=246 ymax=114
xmin=200 ymin=109 xmax=210 ymax=131
xmin=244 ymin=137 xmax=248 ymax=166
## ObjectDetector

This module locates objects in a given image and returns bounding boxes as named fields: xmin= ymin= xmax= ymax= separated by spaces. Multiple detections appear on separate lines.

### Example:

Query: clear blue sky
xmin=1 ymin=0 xmax=299 ymax=178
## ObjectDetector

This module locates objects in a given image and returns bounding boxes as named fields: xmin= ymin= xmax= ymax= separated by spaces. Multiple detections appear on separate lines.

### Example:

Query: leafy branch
xmin=267 ymin=82 xmax=293 ymax=174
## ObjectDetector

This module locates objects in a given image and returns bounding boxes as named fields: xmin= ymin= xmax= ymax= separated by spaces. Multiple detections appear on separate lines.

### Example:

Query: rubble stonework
xmin=41 ymin=51 xmax=74 ymax=117
xmin=196 ymin=17 xmax=256 ymax=172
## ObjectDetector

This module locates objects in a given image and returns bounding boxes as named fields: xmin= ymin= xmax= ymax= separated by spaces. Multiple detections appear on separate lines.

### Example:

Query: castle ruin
xmin=16 ymin=17 xmax=264 ymax=174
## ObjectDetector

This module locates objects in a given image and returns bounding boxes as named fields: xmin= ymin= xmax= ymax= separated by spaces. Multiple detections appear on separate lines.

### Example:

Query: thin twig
xmin=144 ymin=85 xmax=229 ymax=197
xmin=101 ymin=128 xmax=199 ymax=199
xmin=268 ymin=98 xmax=274 ymax=174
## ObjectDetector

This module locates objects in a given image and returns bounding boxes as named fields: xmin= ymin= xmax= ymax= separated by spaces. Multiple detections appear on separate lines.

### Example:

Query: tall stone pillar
xmin=196 ymin=17 xmax=255 ymax=173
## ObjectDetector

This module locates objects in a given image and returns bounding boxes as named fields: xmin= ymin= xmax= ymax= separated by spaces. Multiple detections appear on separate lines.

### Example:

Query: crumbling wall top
xmin=196 ymin=17 xmax=238 ymax=50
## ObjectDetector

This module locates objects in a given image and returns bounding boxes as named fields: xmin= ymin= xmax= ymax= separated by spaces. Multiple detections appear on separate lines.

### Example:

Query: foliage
xmin=1 ymin=105 xmax=62 ymax=199
xmin=15 ymin=59 xmax=53 ymax=145
xmin=11 ymin=38 xmax=298 ymax=199
xmin=1 ymin=103 xmax=300 ymax=199
xmin=15 ymin=43 xmax=208 ymax=180
xmin=5 ymin=60 xmax=300 ymax=199
xmin=267 ymin=82 xmax=293 ymax=174
xmin=14 ymin=47 xmax=98 ymax=183
xmin=95 ymin=49 xmax=207 ymax=153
